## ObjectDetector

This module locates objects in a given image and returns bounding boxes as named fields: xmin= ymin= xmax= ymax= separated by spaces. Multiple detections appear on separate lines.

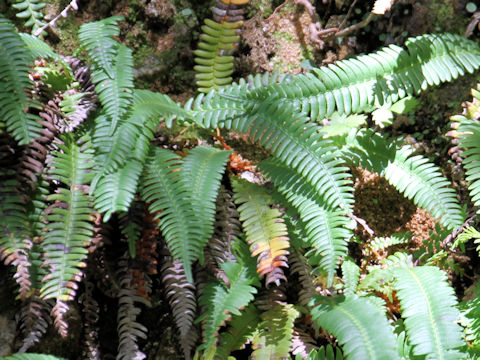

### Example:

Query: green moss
xmin=426 ymin=0 xmax=468 ymax=34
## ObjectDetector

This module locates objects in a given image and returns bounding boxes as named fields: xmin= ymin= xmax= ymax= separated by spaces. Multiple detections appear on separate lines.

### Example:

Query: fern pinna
xmin=2 ymin=10 xmax=480 ymax=360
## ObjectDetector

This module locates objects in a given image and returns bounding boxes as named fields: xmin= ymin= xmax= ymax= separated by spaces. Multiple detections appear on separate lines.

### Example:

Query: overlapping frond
xmin=347 ymin=130 xmax=465 ymax=230
xmin=232 ymin=178 xmax=289 ymax=284
xmin=260 ymin=159 xmax=351 ymax=285
xmin=40 ymin=133 xmax=95 ymax=335
xmin=0 ymin=16 xmax=41 ymax=144
xmin=251 ymin=303 xmax=299 ymax=359
xmin=141 ymin=147 xmax=203 ymax=282
xmin=248 ymin=33 xmax=480 ymax=121
xmin=181 ymin=146 xmax=231 ymax=253
xmin=198 ymin=261 xmax=257 ymax=352
xmin=310 ymin=295 xmax=397 ymax=360
xmin=11 ymin=0 xmax=46 ymax=33
xmin=393 ymin=266 xmax=465 ymax=359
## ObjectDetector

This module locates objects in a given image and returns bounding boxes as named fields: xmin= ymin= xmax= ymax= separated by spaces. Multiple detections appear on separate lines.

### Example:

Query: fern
xmin=310 ymin=295 xmax=398 ymax=360
xmin=341 ymin=258 xmax=360 ymax=296
xmin=393 ymin=266 xmax=465 ymax=359
xmin=0 ymin=15 xmax=42 ymax=144
xmin=251 ymin=303 xmax=300 ymax=359
xmin=297 ymin=346 xmax=344 ymax=360
xmin=194 ymin=18 xmax=242 ymax=93
xmin=181 ymin=145 xmax=231 ymax=256
xmin=3 ymin=355 xmax=66 ymax=360
xmin=347 ymin=129 xmax=465 ymax=230
xmin=40 ymin=133 xmax=95 ymax=335
xmin=260 ymin=159 xmax=352 ymax=285
xmin=216 ymin=304 xmax=260 ymax=358
xmin=141 ymin=148 xmax=201 ymax=282
xmin=11 ymin=0 xmax=46 ymax=33
xmin=452 ymin=84 xmax=480 ymax=215
xmin=198 ymin=261 xmax=258 ymax=354
xmin=232 ymin=178 xmax=290 ymax=284
xmin=247 ymin=33 xmax=480 ymax=120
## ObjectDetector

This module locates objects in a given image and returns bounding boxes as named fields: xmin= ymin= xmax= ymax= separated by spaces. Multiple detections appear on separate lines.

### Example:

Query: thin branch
xmin=33 ymin=0 xmax=78 ymax=37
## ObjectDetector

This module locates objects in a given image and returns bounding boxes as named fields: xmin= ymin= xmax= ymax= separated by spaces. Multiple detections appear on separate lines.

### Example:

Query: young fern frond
xmin=393 ymin=266 xmax=465 ymax=359
xmin=347 ymin=129 xmax=465 ymax=230
xmin=11 ymin=0 xmax=46 ymax=33
xmin=40 ymin=133 xmax=95 ymax=335
xmin=260 ymin=159 xmax=352 ymax=286
xmin=251 ymin=303 xmax=300 ymax=359
xmin=194 ymin=18 xmax=241 ymax=93
xmin=310 ymin=295 xmax=398 ymax=360
xmin=198 ymin=261 xmax=257 ymax=353
xmin=0 ymin=16 xmax=42 ymax=144
xmin=232 ymin=178 xmax=290 ymax=284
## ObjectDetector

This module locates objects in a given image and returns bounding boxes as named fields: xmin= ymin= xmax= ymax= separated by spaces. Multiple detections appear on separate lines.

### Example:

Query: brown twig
xmin=33 ymin=0 xmax=78 ymax=37
xmin=324 ymin=12 xmax=375 ymax=41
xmin=346 ymin=212 xmax=375 ymax=236
xmin=337 ymin=0 xmax=359 ymax=30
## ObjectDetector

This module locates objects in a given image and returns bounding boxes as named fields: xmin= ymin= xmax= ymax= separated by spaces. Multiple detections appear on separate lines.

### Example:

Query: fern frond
xmin=3 ymin=354 xmax=66 ymax=360
xmin=141 ymin=147 xmax=203 ymax=282
xmin=78 ymin=16 xmax=124 ymax=79
xmin=452 ymin=88 xmax=480 ymax=215
xmin=237 ymin=97 xmax=354 ymax=211
xmin=40 ymin=133 xmax=95 ymax=335
xmin=291 ymin=328 xmax=320 ymax=359
xmin=216 ymin=304 xmax=260 ymax=359
xmin=184 ymin=72 xmax=290 ymax=129
xmin=348 ymin=130 xmax=465 ymax=230
xmin=11 ymin=0 xmax=46 ymax=33
xmin=93 ymin=159 xmax=143 ymax=221
xmin=251 ymin=303 xmax=300 ymax=359
xmin=341 ymin=258 xmax=360 ymax=296
xmin=260 ymin=159 xmax=351 ymax=285
xmin=19 ymin=33 xmax=61 ymax=61
xmin=393 ymin=266 xmax=465 ymax=359
xmin=310 ymin=295 xmax=398 ymax=360
xmin=232 ymin=178 xmax=289 ymax=284
xmin=161 ymin=255 xmax=199 ymax=359
xmin=0 ymin=16 xmax=41 ymax=144
xmin=289 ymin=248 xmax=318 ymax=307
xmin=194 ymin=18 xmax=241 ymax=92
xmin=249 ymin=33 xmax=480 ymax=120
xmin=91 ymin=44 xmax=134 ymax=133
xmin=366 ymin=232 xmax=411 ymax=256
xmin=198 ymin=261 xmax=257 ymax=352
xmin=300 ymin=346 xmax=343 ymax=360
xmin=181 ymin=146 xmax=231 ymax=256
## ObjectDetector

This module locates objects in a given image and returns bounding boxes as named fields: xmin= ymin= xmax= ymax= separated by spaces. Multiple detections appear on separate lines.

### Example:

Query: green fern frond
xmin=92 ymin=44 xmax=134 ymax=133
xmin=93 ymin=159 xmax=143 ymax=221
xmin=19 ymin=33 xmax=61 ymax=61
xmin=248 ymin=33 xmax=480 ymax=121
xmin=11 ymin=0 xmax=46 ymax=33
xmin=78 ymin=15 xmax=124 ymax=79
xmin=0 ymin=16 xmax=41 ymax=144
xmin=140 ymin=147 xmax=203 ymax=282
xmin=181 ymin=146 xmax=231 ymax=257
xmin=235 ymin=97 xmax=354 ymax=211
xmin=216 ymin=304 xmax=260 ymax=359
xmin=251 ymin=303 xmax=299 ymax=359
xmin=260 ymin=159 xmax=352 ymax=286
xmin=341 ymin=258 xmax=360 ymax=296
xmin=3 ymin=354 xmax=67 ymax=360
xmin=299 ymin=346 xmax=343 ymax=360
xmin=194 ymin=18 xmax=241 ymax=93
xmin=232 ymin=178 xmax=290 ymax=281
xmin=40 ymin=133 xmax=95 ymax=302
xmin=184 ymin=72 xmax=290 ymax=129
xmin=453 ymin=90 xmax=480 ymax=215
xmin=310 ymin=295 xmax=398 ymax=360
xmin=348 ymin=130 xmax=465 ymax=230
xmin=198 ymin=261 xmax=257 ymax=353
xmin=367 ymin=232 xmax=411 ymax=255
xmin=393 ymin=266 xmax=465 ymax=359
